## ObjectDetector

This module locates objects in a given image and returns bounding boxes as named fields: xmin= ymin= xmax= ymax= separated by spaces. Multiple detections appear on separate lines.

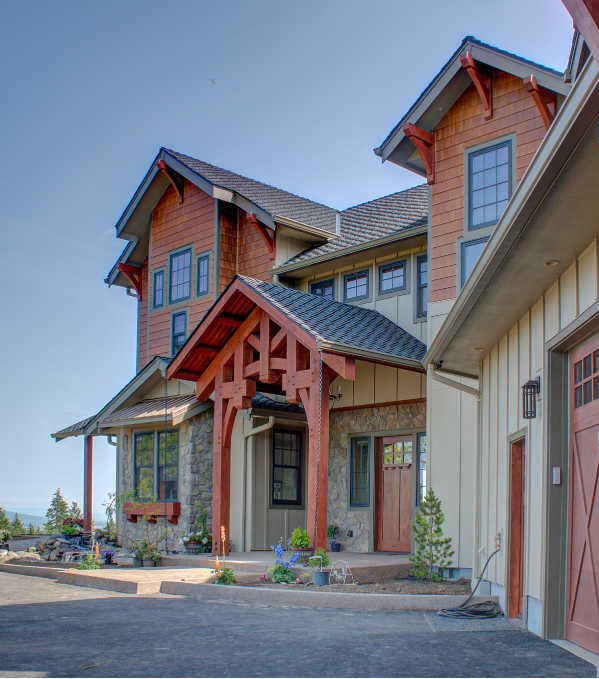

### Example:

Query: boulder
xmin=52 ymin=541 xmax=61 ymax=548
xmin=27 ymin=546 xmax=36 ymax=552
xmin=35 ymin=542 xmax=45 ymax=551
xmin=42 ymin=549 xmax=51 ymax=559
xmin=15 ymin=551 xmax=28 ymax=557
xmin=48 ymin=549 xmax=59 ymax=561
xmin=7 ymin=551 xmax=19 ymax=559
xmin=0 ymin=550 xmax=8 ymax=558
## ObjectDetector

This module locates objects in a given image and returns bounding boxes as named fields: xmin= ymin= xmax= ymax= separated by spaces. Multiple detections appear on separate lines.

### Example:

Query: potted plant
xmin=182 ymin=506 xmax=212 ymax=554
xmin=101 ymin=549 xmax=116 ymax=565
xmin=289 ymin=527 xmax=311 ymax=563
xmin=0 ymin=528 xmax=12 ymax=550
xmin=308 ymin=547 xmax=331 ymax=586
xmin=327 ymin=524 xmax=341 ymax=552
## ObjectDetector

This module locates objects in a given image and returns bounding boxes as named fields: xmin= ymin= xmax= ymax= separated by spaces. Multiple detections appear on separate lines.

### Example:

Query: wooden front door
xmin=567 ymin=340 xmax=599 ymax=654
xmin=375 ymin=435 xmax=413 ymax=552
xmin=509 ymin=438 xmax=526 ymax=618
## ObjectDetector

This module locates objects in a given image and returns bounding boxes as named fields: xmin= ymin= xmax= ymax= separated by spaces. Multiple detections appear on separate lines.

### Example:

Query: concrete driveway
xmin=0 ymin=572 xmax=595 ymax=678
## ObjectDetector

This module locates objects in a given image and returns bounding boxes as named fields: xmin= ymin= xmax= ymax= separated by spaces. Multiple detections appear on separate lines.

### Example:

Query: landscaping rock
xmin=7 ymin=552 xmax=19 ymax=559
xmin=0 ymin=550 xmax=8 ymax=558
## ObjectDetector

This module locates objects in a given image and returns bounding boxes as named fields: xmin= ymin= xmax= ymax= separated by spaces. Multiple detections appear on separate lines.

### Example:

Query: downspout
xmin=427 ymin=363 xmax=483 ymax=578
xmin=106 ymin=436 xmax=117 ymax=446
xmin=241 ymin=415 xmax=275 ymax=552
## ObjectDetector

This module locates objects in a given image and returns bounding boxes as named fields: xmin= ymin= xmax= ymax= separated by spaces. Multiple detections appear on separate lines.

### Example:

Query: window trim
xmin=343 ymin=269 xmax=371 ymax=303
xmin=350 ymin=436 xmax=370 ymax=508
xmin=378 ymin=259 xmax=407 ymax=296
xmin=196 ymin=252 xmax=211 ymax=299
xmin=310 ymin=277 xmax=335 ymax=301
xmin=416 ymin=432 xmax=427 ymax=506
xmin=169 ymin=246 xmax=193 ymax=305
xmin=270 ymin=428 xmax=304 ymax=508
xmin=415 ymin=254 xmax=428 ymax=320
xmin=152 ymin=268 xmax=165 ymax=310
xmin=459 ymin=236 xmax=489 ymax=289
xmin=134 ymin=429 xmax=179 ymax=501
xmin=171 ymin=309 xmax=187 ymax=357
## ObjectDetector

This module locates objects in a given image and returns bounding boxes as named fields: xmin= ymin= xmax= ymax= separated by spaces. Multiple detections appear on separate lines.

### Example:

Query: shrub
xmin=308 ymin=547 xmax=330 ymax=569
xmin=79 ymin=554 xmax=102 ymax=570
xmin=409 ymin=488 xmax=454 ymax=581
xmin=289 ymin=527 xmax=310 ymax=549
xmin=214 ymin=567 xmax=237 ymax=585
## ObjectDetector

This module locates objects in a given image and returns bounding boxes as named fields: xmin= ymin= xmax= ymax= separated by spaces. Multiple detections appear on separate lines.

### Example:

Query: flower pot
xmin=103 ymin=555 xmax=113 ymax=565
xmin=291 ymin=547 xmax=312 ymax=564
xmin=331 ymin=543 xmax=341 ymax=552
xmin=132 ymin=557 xmax=143 ymax=568
xmin=143 ymin=559 xmax=156 ymax=567
xmin=313 ymin=570 xmax=330 ymax=586
xmin=184 ymin=541 xmax=203 ymax=554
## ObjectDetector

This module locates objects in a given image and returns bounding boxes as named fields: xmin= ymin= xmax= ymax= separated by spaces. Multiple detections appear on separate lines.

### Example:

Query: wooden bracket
xmin=523 ymin=75 xmax=556 ymax=130
xmin=117 ymin=263 xmax=143 ymax=301
xmin=561 ymin=0 xmax=599 ymax=65
xmin=402 ymin=124 xmax=435 ymax=185
xmin=460 ymin=53 xmax=493 ymax=120
xmin=156 ymin=160 xmax=185 ymax=203
xmin=247 ymin=213 xmax=275 ymax=260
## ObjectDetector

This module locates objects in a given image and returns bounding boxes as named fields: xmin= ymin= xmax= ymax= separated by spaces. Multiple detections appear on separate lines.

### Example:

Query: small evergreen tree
xmin=0 ymin=507 xmax=11 ymax=532
xmin=10 ymin=513 xmax=25 ymax=535
xmin=69 ymin=501 xmax=83 ymax=518
xmin=102 ymin=492 xmax=116 ymax=539
xmin=409 ymin=488 xmax=454 ymax=581
xmin=44 ymin=488 xmax=69 ymax=533
xmin=27 ymin=523 xmax=37 ymax=535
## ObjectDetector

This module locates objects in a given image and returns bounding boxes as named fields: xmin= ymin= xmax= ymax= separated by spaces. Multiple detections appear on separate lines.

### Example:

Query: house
xmin=52 ymin=149 xmax=429 ymax=555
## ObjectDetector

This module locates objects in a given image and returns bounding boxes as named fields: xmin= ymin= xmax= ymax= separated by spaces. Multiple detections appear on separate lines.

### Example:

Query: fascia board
xmin=115 ymin=165 xmax=167 ymax=239
xmin=317 ymin=340 xmax=425 ymax=372
xmin=97 ymin=415 xmax=170 ymax=429
xmin=271 ymin=226 xmax=427 ymax=276
xmin=173 ymin=400 xmax=212 ymax=425
xmin=274 ymin=215 xmax=334 ymax=240
xmin=249 ymin=407 xmax=306 ymax=421
xmin=425 ymin=58 xmax=599 ymax=370
xmin=105 ymin=240 xmax=139 ymax=286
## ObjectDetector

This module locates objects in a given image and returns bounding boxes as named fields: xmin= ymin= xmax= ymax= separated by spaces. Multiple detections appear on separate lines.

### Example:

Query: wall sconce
xmin=329 ymin=385 xmax=342 ymax=405
xmin=522 ymin=377 xmax=541 ymax=419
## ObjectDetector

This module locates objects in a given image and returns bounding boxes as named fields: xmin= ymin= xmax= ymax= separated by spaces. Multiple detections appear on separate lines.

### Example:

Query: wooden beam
xmin=156 ymin=160 xmax=184 ymax=203
xmin=322 ymin=353 xmax=355 ymax=381
xmin=246 ymin=333 xmax=261 ymax=352
xmin=460 ymin=53 xmax=493 ymax=120
xmin=286 ymin=335 xmax=299 ymax=403
xmin=561 ymin=0 xmax=599 ymax=63
xmin=174 ymin=369 xmax=202 ymax=381
xmin=259 ymin=313 xmax=278 ymax=383
xmin=233 ymin=342 xmax=256 ymax=408
xmin=83 ymin=436 xmax=93 ymax=532
xmin=270 ymin=327 xmax=287 ymax=354
xmin=247 ymin=213 xmax=275 ymax=261
xmin=117 ymin=263 xmax=143 ymax=301
xmin=402 ymin=124 xmax=435 ymax=185
xmin=523 ymin=75 xmax=556 ymax=130
xmin=189 ymin=344 xmax=220 ymax=359
xmin=217 ymin=314 xmax=245 ymax=328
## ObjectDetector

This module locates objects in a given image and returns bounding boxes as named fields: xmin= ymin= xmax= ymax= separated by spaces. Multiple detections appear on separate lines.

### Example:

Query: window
xmin=153 ymin=270 xmax=164 ymax=309
xmin=171 ymin=311 xmax=186 ymax=356
xmin=461 ymin=237 xmax=489 ymax=286
xmin=134 ymin=430 xmax=179 ymax=500
xmin=169 ymin=248 xmax=192 ymax=303
xmin=197 ymin=254 xmax=210 ymax=297
xmin=469 ymin=141 xmax=511 ymax=230
xmin=416 ymin=255 xmax=427 ymax=318
xmin=311 ymin=278 xmax=335 ymax=300
xmin=350 ymin=437 xmax=370 ymax=507
xmin=417 ymin=433 xmax=427 ymax=504
xmin=272 ymin=429 xmax=302 ymax=506
xmin=379 ymin=260 xmax=406 ymax=294
xmin=344 ymin=270 xmax=369 ymax=302
xmin=573 ymin=350 xmax=599 ymax=408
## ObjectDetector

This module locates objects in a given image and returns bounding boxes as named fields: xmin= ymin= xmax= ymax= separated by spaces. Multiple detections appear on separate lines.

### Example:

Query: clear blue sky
xmin=0 ymin=0 xmax=573 ymax=520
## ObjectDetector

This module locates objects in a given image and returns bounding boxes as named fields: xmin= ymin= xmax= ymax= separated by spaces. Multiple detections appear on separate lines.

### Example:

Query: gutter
xmin=317 ymin=340 xmax=425 ymax=372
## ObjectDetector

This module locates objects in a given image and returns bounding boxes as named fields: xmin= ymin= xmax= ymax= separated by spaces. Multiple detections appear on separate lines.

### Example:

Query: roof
xmin=279 ymin=185 xmax=428 ymax=267
xmin=251 ymin=393 xmax=304 ymax=414
xmin=239 ymin=277 xmax=426 ymax=362
xmin=375 ymin=36 xmax=570 ymax=173
xmin=97 ymin=394 xmax=201 ymax=425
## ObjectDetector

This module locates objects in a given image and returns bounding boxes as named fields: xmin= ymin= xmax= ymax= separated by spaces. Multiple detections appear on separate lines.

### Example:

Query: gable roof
xmin=375 ymin=36 xmax=570 ymax=175
xmin=275 ymin=184 xmax=428 ymax=271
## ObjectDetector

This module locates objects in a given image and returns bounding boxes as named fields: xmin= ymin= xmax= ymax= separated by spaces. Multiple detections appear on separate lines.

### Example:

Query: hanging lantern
xmin=522 ymin=377 xmax=541 ymax=419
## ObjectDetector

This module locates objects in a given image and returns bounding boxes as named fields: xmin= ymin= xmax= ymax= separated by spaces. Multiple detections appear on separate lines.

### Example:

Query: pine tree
xmin=0 ymin=507 xmax=11 ymax=532
xmin=409 ymin=488 xmax=454 ymax=581
xmin=10 ymin=513 xmax=25 ymax=535
xmin=44 ymin=488 xmax=69 ymax=533
xmin=27 ymin=523 xmax=37 ymax=535
xmin=69 ymin=501 xmax=82 ymax=518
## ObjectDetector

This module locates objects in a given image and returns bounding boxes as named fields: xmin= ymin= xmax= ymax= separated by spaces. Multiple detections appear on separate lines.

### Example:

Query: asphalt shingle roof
xmin=164 ymin=149 xmax=338 ymax=233
xmin=283 ymin=185 xmax=428 ymax=265
xmin=238 ymin=276 xmax=427 ymax=362
xmin=252 ymin=393 xmax=304 ymax=414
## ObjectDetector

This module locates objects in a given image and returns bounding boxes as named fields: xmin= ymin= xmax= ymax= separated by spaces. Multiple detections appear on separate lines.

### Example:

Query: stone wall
xmin=327 ymin=401 xmax=426 ymax=552
xmin=119 ymin=409 xmax=214 ymax=550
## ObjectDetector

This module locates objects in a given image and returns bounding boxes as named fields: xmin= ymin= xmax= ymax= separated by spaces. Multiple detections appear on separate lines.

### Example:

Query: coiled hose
xmin=437 ymin=548 xmax=503 ymax=619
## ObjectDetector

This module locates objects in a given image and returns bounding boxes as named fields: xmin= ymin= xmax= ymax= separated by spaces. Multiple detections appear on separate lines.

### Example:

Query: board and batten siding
xmin=476 ymin=238 xmax=599 ymax=603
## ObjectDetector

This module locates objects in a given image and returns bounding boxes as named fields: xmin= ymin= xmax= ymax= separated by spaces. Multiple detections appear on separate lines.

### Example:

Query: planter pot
xmin=291 ymin=547 xmax=312 ymax=564
xmin=331 ymin=543 xmax=341 ymax=552
xmin=184 ymin=541 xmax=204 ymax=555
xmin=103 ymin=555 xmax=113 ymax=565
xmin=132 ymin=557 xmax=143 ymax=568
xmin=143 ymin=559 xmax=156 ymax=567
xmin=313 ymin=570 xmax=330 ymax=586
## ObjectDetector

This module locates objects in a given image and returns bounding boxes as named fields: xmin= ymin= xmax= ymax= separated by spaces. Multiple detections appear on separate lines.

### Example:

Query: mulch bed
xmin=240 ymin=577 xmax=472 ymax=595
xmin=0 ymin=557 xmax=128 ymax=570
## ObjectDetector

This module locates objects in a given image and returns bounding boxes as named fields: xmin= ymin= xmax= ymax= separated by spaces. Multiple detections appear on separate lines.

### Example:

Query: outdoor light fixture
xmin=522 ymin=377 xmax=541 ymax=419
xmin=329 ymin=385 xmax=342 ymax=405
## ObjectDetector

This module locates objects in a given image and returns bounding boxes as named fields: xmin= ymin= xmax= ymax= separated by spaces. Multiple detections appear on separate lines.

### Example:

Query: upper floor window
xmin=416 ymin=255 xmax=427 ymax=318
xmin=172 ymin=311 xmax=186 ymax=356
xmin=379 ymin=260 xmax=406 ymax=294
xmin=344 ymin=270 xmax=369 ymax=302
xmin=169 ymin=248 xmax=192 ymax=303
xmin=153 ymin=270 xmax=164 ymax=309
xmin=197 ymin=253 xmax=210 ymax=297
xmin=469 ymin=141 xmax=511 ymax=230
xmin=461 ymin=237 xmax=489 ymax=287
xmin=311 ymin=279 xmax=334 ymax=300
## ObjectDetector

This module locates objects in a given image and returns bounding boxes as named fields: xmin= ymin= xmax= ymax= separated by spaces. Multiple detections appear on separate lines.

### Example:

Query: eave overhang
xmin=374 ymin=37 xmax=569 ymax=175
xmin=425 ymin=58 xmax=599 ymax=379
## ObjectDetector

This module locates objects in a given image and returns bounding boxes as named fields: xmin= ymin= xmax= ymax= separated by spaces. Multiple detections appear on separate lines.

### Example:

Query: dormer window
xmin=469 ymin=141 xmax=511 ymax=230
xmin=169 ymin=248 xmax=192 ymax=303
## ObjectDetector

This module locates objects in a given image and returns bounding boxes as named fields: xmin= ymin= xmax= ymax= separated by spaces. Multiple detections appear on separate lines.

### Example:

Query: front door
xmin=567 ymin=341 xmax=599 ymax=653
xmin=375 ymin=435 xmax=412 ymax=552
xmin=508 ymin=438 xmax=526 ymax=618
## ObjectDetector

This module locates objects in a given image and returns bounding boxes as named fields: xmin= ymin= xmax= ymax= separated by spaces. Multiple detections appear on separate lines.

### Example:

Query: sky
xmin=0 ymin=0 xmax=574 ymax=520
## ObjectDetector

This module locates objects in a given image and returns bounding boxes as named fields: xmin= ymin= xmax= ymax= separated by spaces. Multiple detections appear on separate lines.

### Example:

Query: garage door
xmin=568 ymin=339 xmax=599 ymax=654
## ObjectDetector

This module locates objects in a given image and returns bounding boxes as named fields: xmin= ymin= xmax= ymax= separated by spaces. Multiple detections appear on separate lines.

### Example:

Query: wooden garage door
xmin=568 ymin=339 xmax=599 ymax=654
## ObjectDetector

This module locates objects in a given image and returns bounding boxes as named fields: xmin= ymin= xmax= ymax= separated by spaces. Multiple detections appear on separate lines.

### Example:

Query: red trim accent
xmin=561 ymin=0 xmax=599 ymax=64
xmin=117 ymin=263 xmax=143 ymax=301
xmin=247 ymin=213 xmax=275 ymax=260
xmin=523 ymin=75 xmax=557 ymax=130
xmin=123 ymin=501 xmax=181 ymax=525
xmin=402 ymin=124 xmax=435 ymax=185
xmin=156 ymin=160 xmax=184 ymax=203
xmin=460 ymin=53 xmax=493 ymax=120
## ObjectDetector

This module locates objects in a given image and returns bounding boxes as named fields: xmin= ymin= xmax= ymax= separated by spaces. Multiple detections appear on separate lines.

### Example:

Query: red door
xmin=375 ymin=435 xmax=412 ymax=552
xmin=509 ymin=439 xmax=526 ymax=618
xmin=567 ymin=340 xmax=599 ymax=654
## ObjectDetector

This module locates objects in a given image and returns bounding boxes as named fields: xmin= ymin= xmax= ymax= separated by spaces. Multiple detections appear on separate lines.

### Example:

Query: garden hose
xmin=437 ymin=548 xmax=503 ymax=619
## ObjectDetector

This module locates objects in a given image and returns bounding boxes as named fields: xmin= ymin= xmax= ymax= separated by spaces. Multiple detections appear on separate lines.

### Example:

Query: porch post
xmin=83 ymin=435 xmax=93 ymax=531
xmin=305 ymin=354 xmax=330 ymax=551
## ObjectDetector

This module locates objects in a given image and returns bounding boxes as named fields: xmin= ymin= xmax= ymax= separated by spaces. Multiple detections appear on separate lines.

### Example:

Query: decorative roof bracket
xmin=247 ymin=212 xmax=276 ymax=260
xmin=460 ymin=52 xmax=493 ymax=120
xmin=561 ymin=0 xmax=599 ymax=65
xmin=523 ymin=75 xmax=557 ymax=130
xmin=156 ymin=160 xmax=185 ymax=203
xmin=402 ymin=124 xmax=435 ymax=184
xmin=117 ymin=263 xmax=143 ymax=301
